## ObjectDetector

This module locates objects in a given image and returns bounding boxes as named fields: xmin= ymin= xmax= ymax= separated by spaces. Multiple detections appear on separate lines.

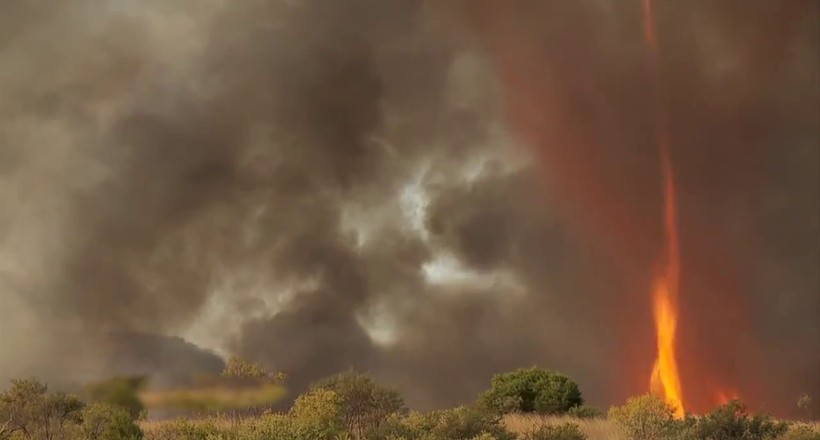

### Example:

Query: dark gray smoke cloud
xmin=0 ymin=0 xmax=817 ymax=418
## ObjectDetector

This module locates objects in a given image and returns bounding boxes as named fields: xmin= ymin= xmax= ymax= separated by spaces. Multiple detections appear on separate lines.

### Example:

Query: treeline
xmin=1 ymin=362 xmax=817 ymax=440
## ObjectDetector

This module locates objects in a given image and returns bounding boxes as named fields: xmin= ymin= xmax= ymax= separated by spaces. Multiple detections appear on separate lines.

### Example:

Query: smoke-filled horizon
xmin=0 ymin=0 xmax=817 ymax=418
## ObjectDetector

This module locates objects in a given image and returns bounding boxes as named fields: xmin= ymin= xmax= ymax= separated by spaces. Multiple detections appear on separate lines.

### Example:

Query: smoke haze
xmin=0 ymin=0 xmax=817 ymax=417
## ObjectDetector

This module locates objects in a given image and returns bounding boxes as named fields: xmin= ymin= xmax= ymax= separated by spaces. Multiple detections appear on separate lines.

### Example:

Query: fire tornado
xmin=649 ymin=150 xmax=685 ymax=418
xmin=643 ymin=0 xmax=685 ymax=418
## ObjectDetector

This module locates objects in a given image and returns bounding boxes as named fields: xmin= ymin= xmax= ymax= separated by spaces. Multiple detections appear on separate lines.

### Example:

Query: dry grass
xmin=504 ymin=414 xmax=627 ymax=440
xmin=140 ymin=411 xmax=818 ymax=440
xmin=503 ymin=414 xmax=820 ymax=440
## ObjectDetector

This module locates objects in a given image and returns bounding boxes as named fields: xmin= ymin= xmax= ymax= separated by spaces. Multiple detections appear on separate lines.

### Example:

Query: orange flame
xmin=649 ymin=151 xmax=685 ymax=419
xmin=643 ymin=0 xmax=685 ymax=419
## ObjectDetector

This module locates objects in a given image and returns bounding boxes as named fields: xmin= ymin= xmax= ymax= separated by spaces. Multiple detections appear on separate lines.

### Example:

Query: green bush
xmin=427 ymin=406 xmax=516 ymax=440
xmin=519 ymin=422 xmax=587 ymax=440
xmin=364 ymin=406 xmax=515 ymax=440
xmin=363 ymin=411 xmax=431 ymax=440
xmin=688 ymin=400 xmax=788 ymax=440
xmin=289 ymin=388 xmax=347 ymax=439
xmin=81 ymin=403 xmax=143 ymax=440
xmin=146 ymin=414 xmax=339 ymax=440
xmin=479 ymin=368 xmax=583 ymax=415
xmin=311 ymin=371 xmax=406 ymax=438
xmin=608 ymin=394 xmax=680 ymax=440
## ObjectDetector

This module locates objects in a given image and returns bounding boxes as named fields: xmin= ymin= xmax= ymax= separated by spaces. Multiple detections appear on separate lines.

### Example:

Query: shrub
xmin=81 ymin=403 xmax=144 ymax=440
xmin=478 ymin=368 xmax=583 ymax=415
xmin=423 ymin=406 xmax=516 ymax=440
xmin=86 ymin=376 xmax=147 ymax=419
xmin=310 ymin=371 xmax=406 ymax=438
xmin=364 ymin=406 xmax=515 ymax=440
xmin=688 ymin=400 xmax=788 ymax=440
xmin=519 ymin=422 xmax=587 ymax=440
xmin=289 ymin=388 xmax=347 ymax=439
xmin=363 ymin=411 xmax=431 ymax=440
xmin=608 ymin=394 xmax=679 ymax=440
xmin=566 ymin=405 xmax=603 ymax=419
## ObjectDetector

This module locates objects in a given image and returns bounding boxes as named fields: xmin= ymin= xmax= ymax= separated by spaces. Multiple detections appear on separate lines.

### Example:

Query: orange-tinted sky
xmin=455 ymin=0 xmax=818 ymax=415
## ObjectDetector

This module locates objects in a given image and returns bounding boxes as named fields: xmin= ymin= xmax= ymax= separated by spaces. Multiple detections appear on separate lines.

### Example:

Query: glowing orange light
xmin=643 ymin=0 xmax=686 ymax=419
xmin=715 ymin=389 xmax=740 ymax=406
xmin=648 ymin=151 xmax=685 ymax=419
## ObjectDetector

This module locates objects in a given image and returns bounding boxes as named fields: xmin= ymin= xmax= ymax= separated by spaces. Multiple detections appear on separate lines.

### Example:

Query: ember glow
xmin=643 ymin=0 xmax=686 ymax=418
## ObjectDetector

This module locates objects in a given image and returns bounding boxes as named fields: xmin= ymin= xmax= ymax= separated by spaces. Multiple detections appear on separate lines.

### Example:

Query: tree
xmin=478 ymin=367 xmax=583 ymax=415
xmin=0 ymin=379 xmax=85 ymax=440
xmin=0 ymin=379 xmax=47 ymax=439
xmin=310 ymin=371 xmax=406 ymax=439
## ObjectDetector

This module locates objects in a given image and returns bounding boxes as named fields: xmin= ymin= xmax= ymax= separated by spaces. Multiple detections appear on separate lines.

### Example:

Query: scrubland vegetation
xmin=1 ymin=361 xmax=817 ymax=440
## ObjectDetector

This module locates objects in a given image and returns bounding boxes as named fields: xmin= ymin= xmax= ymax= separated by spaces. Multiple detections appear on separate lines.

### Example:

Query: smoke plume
xmin=0 ymin=0 xmax=816 ymax=417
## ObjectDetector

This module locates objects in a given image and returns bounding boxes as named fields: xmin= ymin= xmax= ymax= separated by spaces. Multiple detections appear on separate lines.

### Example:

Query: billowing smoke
xmin=0 ymin=0 xmax=816 ymax=418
